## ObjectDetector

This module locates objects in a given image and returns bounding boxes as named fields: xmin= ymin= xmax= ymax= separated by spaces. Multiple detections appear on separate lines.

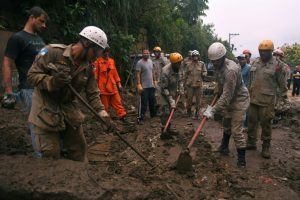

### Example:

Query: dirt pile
xmin=0 ymin=94 xmax=299 ymax=199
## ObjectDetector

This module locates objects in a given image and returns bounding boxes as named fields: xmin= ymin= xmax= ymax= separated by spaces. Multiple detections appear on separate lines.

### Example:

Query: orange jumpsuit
xmin=93 ymin=57 xmax=126 ymax=118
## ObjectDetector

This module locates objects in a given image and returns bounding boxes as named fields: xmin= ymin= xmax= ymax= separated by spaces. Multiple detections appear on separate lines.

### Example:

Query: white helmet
xmin=79 ymin=26 xmax=108 ymax=49
xmin=208 ymin=42 xmax=226 ymax=61
xmin=192 ymin=50 xmax=200 ymax=56
xmin=273 ymin=48 xmax=284 ymax=57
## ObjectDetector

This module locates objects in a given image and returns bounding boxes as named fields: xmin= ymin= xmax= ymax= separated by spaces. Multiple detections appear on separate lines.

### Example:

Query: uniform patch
xmin=38 ymin=48 xmax=48 ymax=56
xmin=34 ymin=48 xmax=48 ymax=62
xmin=227 ymin=71 xmax=236 ymax=81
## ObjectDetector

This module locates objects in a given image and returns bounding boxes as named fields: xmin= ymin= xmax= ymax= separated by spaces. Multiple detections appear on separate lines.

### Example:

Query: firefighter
xmin=27 ymin=26 xmax=110 ymax=161
xmin=185 ymin=50 xmax=207 ymax=119
xmin=159 ymin=52 xmax=184 ymax=140
xmin=203 ymin=42 xmax=249 ymax=167
xmin=247 ymin=40 xmax=287 ymax=159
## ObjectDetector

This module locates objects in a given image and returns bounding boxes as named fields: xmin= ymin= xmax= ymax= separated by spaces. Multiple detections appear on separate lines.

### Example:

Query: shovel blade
xmin=176 ymin=151 xmax=193 ymax=172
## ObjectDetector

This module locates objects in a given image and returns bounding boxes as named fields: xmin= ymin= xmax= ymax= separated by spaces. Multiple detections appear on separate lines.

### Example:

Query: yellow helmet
xmin=169 ymin=52 xmax=183 ymax=64
xmin=258 ymin=40 xmax=274 ymax=50
xmin=153 ymin=46 xmax=161 ymax=52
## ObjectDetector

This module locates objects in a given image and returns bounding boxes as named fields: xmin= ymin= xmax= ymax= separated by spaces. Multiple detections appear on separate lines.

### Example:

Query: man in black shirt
xmin=2 ymin=6 xmax=48 ymax=112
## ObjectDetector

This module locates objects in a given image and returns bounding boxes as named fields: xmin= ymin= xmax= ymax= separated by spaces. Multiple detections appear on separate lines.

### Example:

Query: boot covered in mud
xmin=218 ymin=133 xmax=231 ymax=155
xmin=237 ymin=148 xmax=246 ymax=168
xmin=261 ymin=140 xmax=271 ymax=159
xmin=192 ymin=110 xmax=199 ymax=120
xmin=246 ymin=139 xmax=257 ymax=150
xmin=160 ymin=128 xmax=173 ymax=140
xmin=187 ymin=108 xmax=192 ymax=117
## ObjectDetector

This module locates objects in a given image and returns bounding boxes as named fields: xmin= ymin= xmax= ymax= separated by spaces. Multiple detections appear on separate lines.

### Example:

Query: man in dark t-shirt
xmin=2 ymin=6 xmax=48 ymax=112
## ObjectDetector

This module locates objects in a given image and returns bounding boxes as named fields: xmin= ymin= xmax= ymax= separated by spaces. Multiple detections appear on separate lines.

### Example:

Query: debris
xmin=259 ymin=176 xmax=273 ymax=184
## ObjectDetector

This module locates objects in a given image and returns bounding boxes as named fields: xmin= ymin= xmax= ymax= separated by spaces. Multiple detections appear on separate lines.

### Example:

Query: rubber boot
xmin=237 ymin=148 xmax=246 ymax=168
xmin=192 ymin=110 xmax=199 ymax=119
xmin=261 ymin=141 xmax=271 ymax=159
xmin=245 ymin=139 xmax=257 ymax=150
xmin=218 ymin=133 xmax=231 ymax=155
xmin=187 ymin=108 xmax=192 ymax=117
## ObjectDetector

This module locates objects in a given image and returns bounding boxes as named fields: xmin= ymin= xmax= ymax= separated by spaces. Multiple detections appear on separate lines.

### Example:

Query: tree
xmin=282 ymin=43 xmax=300 ymax=70
xmin=1 ymin=0 xmax=230 ymax=82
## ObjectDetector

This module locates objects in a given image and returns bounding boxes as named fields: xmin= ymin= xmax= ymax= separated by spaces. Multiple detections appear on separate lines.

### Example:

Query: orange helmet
xmin=169 ymin=52 xmax=183 ymax=64
xmin=258 ymin=40 xmax=274 ymax=50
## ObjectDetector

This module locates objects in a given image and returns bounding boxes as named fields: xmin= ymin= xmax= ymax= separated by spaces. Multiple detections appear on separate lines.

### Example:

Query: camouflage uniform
xmin=159 ymin=63 xmax=184 ymax=133
xmin=275 ymin=62 xmax=291 ymax=113
xmin=152 ymin=56 xmax=167 ymax=107
xmin=176 ymin=57 xmax=191 ymax=113
xmin=214 ymin=58 xmax=249 ymax=149
xmin=152 ymin=57 xmax=167 ymax=84
xmin=247 ymin=56 xmax=287 ymax=147
xmin=27 ymin=44 xmax=105 ymax=162
xmin=185 ymin=60 xmax=207 ymax=117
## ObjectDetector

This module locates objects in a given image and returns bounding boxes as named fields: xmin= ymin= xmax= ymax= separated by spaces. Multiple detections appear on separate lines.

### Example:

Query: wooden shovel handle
xmin=187 ymin=95 xmax=218 ymax=149
xmin=163 ymin=95 xmax=181 ymax=133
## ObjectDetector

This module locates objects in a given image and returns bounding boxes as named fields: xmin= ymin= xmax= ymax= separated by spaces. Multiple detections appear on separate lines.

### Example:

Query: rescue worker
xmin=93 ymin=48 xmax=129 ymax=123
xmin=203 ymin=42 xmax=249 ymax=167
xmin=152 ymin=46 xmax=167 ymax=86
xmin=243 ymin=49 xmax=252 ymax=65
xmin=159 ymin=52 xmax=184 ymax=140
xmin=182 ymin=50 xmax=193 ymax=69
xmin=273 ymin=48 xmax=291 ymax=113
xmin=27 ymin=26 xmax=110 ymax=162
xmin=152 ymin=46 xmax=167 ymax=115
xmin=237 ymin=54 xmax=251 ymax=131
xmin=273 ymin=48 xmax=291 ymax=88
xmin=176 ymin=50 xmax=192 ymax=115
xmin=185 ymin=50 xmax=207 ymax=119
xmin=246 ymin=40 xmax=287 ymax=159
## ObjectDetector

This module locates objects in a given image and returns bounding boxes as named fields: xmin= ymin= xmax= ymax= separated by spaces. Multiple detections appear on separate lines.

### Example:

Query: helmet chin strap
xmin=79 ymin=40 xmax=90 ymax=60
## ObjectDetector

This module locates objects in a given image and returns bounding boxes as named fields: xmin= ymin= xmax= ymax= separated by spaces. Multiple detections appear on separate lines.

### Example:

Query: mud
xmin=0 ymin=93 xmax=299 ymax=200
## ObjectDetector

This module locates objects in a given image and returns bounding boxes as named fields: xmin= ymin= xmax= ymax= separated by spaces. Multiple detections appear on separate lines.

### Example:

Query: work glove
xmin=203 ymin=105 xmax=215 ymax=119
xmin=136 ymin=84 xmax=143 ymax=95
xmin=98 ymin=110 xmax=118 ymax=132
xmin=169 ymin=98 xmax=176 ymax=109
xmin=98 ymin=110 xmax=109 ymax=118
xmin=177 ymin=89 xmax=184 ymax=96
xmin=1 ymin=93 xmax=17 ymax=109
xmin=154 ymin=81 xmax=158 ymax=87
xmin=52 ymin=68 xmax=71 ymax=89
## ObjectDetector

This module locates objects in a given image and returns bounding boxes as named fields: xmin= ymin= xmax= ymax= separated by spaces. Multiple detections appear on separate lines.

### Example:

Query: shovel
xmin=176 ymin=95 xmax=218 ymax=172
xmin=67 ymin=84 xmax=154 ymax=168
xmin=163 ymin=95 xmax=181 ymax=133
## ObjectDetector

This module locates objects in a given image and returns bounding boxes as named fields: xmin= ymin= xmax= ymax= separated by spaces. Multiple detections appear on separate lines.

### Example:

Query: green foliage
xmin=3 ymin=0 xmax=232 ymax=82
xmin=282 ymin=43 xmax=300 ymax=70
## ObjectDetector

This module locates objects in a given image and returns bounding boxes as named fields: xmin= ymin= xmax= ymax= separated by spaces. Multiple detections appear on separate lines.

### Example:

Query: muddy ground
xmin=0 ymin=91 xmax=299 ymax=200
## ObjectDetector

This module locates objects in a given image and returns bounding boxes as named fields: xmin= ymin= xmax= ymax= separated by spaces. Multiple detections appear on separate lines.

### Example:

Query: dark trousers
xmin=292 ymin=79 xmax=300 ymax=96
xmin=138 ymin=87 xmax=156 ymax=119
